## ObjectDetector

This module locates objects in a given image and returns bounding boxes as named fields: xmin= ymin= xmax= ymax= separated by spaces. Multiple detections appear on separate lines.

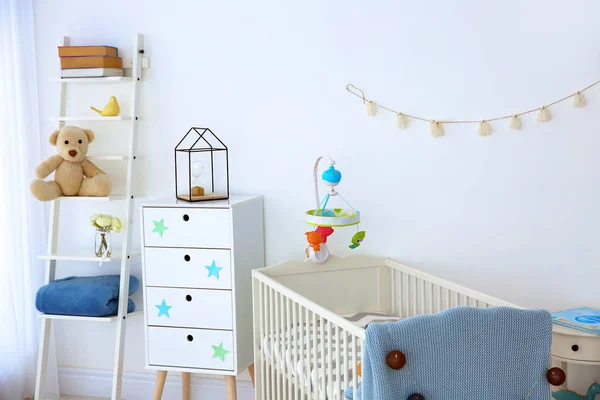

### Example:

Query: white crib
xmin=252 ymin=255 xmax=517 ymax=400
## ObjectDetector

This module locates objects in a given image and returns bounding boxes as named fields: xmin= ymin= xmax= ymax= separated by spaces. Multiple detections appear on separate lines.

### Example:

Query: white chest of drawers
xmin=140 ymin=195 xmax=264 ymax=387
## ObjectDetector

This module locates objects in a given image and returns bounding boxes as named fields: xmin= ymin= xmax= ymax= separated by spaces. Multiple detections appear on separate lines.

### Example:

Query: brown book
xmin=60 ymin=56 xmax=123 ymax=69
xmin=58 ymin=46 xmax=118 ymax=58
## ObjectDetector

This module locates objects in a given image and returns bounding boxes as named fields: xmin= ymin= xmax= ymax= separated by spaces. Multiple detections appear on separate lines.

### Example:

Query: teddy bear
xmin=30 ymin=126 xmax=111 ymax=201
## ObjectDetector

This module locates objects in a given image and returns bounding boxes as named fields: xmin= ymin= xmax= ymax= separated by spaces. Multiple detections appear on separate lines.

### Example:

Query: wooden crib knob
xmin=386 ymin=350 xmax=406 ymax=370
xmin=546 ymin=367 xmax=566 ymax=386
xmin=407 ymin=394 xmax=425 ymax=400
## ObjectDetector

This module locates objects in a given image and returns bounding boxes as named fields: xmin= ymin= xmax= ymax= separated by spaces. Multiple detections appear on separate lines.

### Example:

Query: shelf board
xmin=87 ymin=155 xmax=129 ymax=161
xmin=38 ymin=249 xmax=140 ymax=262
xmin=56 ymin=195 xmax=126 ymax=202
xmin=49 ymin=116 xmax=131 ymax=122
xmin=49 ymin=77 xmax=132 ymax=84
xmin=39 ymin=310 xmax=143 ymax=323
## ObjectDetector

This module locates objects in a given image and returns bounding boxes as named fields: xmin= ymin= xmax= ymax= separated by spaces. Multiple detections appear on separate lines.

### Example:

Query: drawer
xmin=144 ymin=248 xmax=232 ymax=290
xmin=146 ymin=287 xmax=233 ymax=330
xmin=552 ymin=329 xmax=600 ymax=362
xmin=148 ymin=326 xmax=234 ymax=371
xmin=143 ymin=207 xmax=230 ymax=248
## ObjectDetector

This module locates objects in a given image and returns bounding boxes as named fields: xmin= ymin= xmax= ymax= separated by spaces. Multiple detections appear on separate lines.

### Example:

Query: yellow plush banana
xmin=90 ymin=96 xmax=120 ymax=117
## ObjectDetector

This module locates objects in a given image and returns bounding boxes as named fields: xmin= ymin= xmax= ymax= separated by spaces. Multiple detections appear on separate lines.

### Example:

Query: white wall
xmin=33 ymin=0 xmax=600 ymax=393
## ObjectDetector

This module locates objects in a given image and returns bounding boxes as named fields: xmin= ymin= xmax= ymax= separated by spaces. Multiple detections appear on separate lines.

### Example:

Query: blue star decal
xmin=155 ymin=299 xmax=172 ymax=318
xmin=205 ymin=260 xmax=223 ymax=279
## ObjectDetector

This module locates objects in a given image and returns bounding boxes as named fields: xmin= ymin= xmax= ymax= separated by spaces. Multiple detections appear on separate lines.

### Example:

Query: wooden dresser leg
xmin=182 ymin=372 xmax=191 ymax=400
xmin=248 ymin=364 xmax=255 ymax=387
xmin=153 ymin=370 xmax=168 ymax=400
xmin=225 ymin=375 xmax=237 ymax=400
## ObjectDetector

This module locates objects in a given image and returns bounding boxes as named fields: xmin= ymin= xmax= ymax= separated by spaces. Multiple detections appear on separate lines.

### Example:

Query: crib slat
xmin=305 ymin=308 xmax=312 ymax=400
xmin=343 ymin=329 xmax=349 ymax=395
xmin=411 ymin=276 xmax=417 ymax=316
xmin=312 ymin=311 xmax=318 ymax=399
xmin=269 ymin=287 xmax=275 ymax=400
xmin=397 ymin=271 xmax=403 ymax=318
xmin=326 ymin=321 xmax=333 ymax=400
xmin=275 ymin=291 xmax=282 ymax=400
xmin=292 ymin=301 xmax=299 ymax=400
xmin=390 ymin=268 xmax=396 ymax=316
xmin=280 ymin=292 xmax=286 ymax=399
xmin=453 ymin=291 xmax=459 ymax=308
xmin=437 ymin=285 xmax=442 ymax=313
xmin=402 ymin=272 xmax=408 ymax=318
xmin=320 ymin=316 xmax=326 ymax=398
xmin=427 ymin=282 xmax=434 ymax=314
xmin=419 ymin=278 xmax=426 ymax=314
xmin=287 ymin=296 xmax=292 ymax=400
xmin=352 ymin=335 xmax=358 ymax=400
xmin=299 ymin=305 xmax=305 ymax=400
xmin=259 ymin=282 xmax=266 ymax=400
xmin=335 ymin=325 xmax=341 ymax=399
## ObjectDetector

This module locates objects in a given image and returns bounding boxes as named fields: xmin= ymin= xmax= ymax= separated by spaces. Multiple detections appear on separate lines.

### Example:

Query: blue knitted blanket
xmin=346 ymin=307 xmax=552 ymax=400
xmin=36 ymin=275 xmax=139 ymax=317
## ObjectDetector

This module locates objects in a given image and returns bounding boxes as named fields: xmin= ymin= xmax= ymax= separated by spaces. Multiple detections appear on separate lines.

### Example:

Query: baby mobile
xmin=346 ymin=79 xmax=600 ymax=137
xmin=304 ymin=155 xmax=365 ymax=264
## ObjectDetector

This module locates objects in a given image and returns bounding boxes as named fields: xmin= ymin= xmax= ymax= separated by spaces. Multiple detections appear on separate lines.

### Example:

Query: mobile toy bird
xmin=91 ymin=96 xmax=120 ymax=117
xmin=304 ymin=155 xmax=365 ymax=264
xmin=349 ymin=231 xmax=366 ymax=249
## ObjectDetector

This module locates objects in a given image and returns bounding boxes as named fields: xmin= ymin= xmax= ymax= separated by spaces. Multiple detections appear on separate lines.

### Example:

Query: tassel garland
xmin=536 ymin=106 xmax=552 ymax=123
xmin=573 ymin=92 xmax=586 ymax=108
xmin=477 ymin=120 xmax=492 ymax=136
xmin=366 ymin=101 xmax=377 ymax=116
xmin=429 ymin=121 xmax=444 ymax=138
xmin=396 ymin=113 xmax=409 ymax=129
xmin=346 ymin=81 xmax=600 ymax=136
xmin=508 ymin=115 xmax=521 ymax=130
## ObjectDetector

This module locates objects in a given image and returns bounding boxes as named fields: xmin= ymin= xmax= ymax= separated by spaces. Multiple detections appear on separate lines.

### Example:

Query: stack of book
xmin=552 ymin=307 xmax=600 ymax=335
xmin=58 ymin=45 xmax=123 ymax=78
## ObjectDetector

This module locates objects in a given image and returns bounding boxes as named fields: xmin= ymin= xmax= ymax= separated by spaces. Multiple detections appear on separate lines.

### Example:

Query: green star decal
xmin=152 ymin=219 xmax=168 ymax=237
xmin=211 ymin=342 xmax=230 ymax=362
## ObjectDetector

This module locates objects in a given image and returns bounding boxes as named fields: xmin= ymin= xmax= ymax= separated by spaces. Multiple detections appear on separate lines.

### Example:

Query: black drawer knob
xmin=186 ymin=294 xmax=192 ymax=302
xmin=183 ymin=214 xmax=190 ymax=221
xmin=187 ymin=335 xmax=194 ymax=342
xmin=184 ymin=255 xmax=191 ymax=262
xmin=572 ymin=344 xmax=579 ymax=352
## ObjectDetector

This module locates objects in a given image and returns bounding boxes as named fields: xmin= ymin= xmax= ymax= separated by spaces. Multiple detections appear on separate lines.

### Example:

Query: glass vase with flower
xmin=90 ymin=214 xmax=123 ymax=258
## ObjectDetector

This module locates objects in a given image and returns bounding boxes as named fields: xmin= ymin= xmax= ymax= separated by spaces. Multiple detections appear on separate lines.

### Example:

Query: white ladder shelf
xmin=35 ymin=33 xmax=145 ymax=400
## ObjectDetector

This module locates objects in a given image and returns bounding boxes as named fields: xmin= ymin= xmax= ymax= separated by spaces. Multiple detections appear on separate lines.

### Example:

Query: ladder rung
xmin=39 ymin=310 xmax=143 ymax=322
xmin=56 ymin=195 xmax=127 ymax=202
xmin=49 ymin=77 xmax=133 ymax=84
xmin=87 ymin=155 xmax=129 ymax=161
xmin=50 ymin=116 xmax=131 ymax=121
xmin=38 ymin=249 xmax=140 ymax=262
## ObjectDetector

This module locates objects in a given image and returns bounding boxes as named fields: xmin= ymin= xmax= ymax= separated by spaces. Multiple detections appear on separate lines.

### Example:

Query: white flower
xmin=111 ymin=217 xmax=122 ymax=233
xmin=96 ymin=215 xmax=112 ymax=228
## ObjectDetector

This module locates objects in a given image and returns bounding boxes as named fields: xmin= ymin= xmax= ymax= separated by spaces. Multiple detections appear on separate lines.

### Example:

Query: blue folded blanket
xmin=347 ymin=306 xmax=552 ymax=400
xmin=36 ymin=275 xmax=139 ymax=317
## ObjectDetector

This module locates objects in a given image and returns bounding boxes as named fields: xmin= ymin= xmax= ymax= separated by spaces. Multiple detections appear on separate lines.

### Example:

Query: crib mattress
xmin=261 ymin=312 xmax=402 ymax=399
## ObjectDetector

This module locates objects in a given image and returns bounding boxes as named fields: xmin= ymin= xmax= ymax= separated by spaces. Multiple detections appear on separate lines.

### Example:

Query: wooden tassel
xmin=366 ymin=101 xmax=377 ymax=116
xmin=477 ymin=120 xmax=492 ymax=136
xmin=508 ymin=115 xmax=521 ymax=130
xmin=573 ymin=92 xmax=586 ymax=108
xmin=396 ymin=113 xmax=408 ymax=129
xmin=536 ymin=106 xmax=552 ymax=123
xmin=429 ymin=121 xmax=444 ymax=138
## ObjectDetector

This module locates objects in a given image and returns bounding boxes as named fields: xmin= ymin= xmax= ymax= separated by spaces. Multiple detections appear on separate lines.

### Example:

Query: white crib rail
xmin=252 ymin=257 xmax=516 ymax=400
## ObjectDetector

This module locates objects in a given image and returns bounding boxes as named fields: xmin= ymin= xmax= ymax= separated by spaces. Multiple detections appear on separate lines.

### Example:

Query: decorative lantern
xmin=175 ymin=127 xmax=229 ymax=202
